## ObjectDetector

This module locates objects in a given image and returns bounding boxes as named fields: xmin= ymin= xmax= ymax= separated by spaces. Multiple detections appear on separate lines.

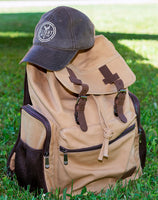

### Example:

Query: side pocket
xmin=15 ymin=140 xmax=46 ymax=192
xmin=14 ymin=104 xmax=51 ymax=192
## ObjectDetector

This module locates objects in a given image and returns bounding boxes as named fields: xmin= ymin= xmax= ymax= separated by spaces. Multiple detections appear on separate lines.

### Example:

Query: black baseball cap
xmin=20 ymin=6 xmax=95 ymax=71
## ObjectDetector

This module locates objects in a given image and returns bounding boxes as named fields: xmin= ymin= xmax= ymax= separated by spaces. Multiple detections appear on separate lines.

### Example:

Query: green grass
xmin=0 ymin=4 xmax=158 ymax=200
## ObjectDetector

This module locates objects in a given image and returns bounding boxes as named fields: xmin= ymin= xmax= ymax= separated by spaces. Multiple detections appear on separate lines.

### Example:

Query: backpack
xmin=7 ymin=35 xmax=146 ymax=195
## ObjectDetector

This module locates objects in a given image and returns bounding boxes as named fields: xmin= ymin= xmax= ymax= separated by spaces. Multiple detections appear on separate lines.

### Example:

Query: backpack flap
xmin=54 ymin=35 xmax=136 ymax=95
xmin=54 ymin=35 xmax=136 ymax=126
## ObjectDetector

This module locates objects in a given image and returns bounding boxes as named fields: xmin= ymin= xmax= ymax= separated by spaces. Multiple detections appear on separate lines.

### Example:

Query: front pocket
xmin=15 ymin=105 xmax=51 ymax=192
xmin=60 ymin=124 xmax=135 ymax=165
xmin=58 ymin=123 xmax=137 ymax=192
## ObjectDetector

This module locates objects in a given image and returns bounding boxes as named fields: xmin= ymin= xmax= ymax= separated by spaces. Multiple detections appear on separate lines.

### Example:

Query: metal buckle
xmin=115 ymin=89 xmax=126 ymax=99
xmin=76 ymin=95 xmax=87 ymax=104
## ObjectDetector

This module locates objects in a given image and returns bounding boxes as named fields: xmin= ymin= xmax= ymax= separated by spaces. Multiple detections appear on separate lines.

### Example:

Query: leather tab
xmin=66 ymin=67 xmax=82 ymax=85
xmin=99 ymin=65 xmax=119 ymax=84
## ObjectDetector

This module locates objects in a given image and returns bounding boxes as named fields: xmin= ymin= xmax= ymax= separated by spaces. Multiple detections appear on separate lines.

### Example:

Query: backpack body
xmin=7 ymin=35 xmax=146 ymax=195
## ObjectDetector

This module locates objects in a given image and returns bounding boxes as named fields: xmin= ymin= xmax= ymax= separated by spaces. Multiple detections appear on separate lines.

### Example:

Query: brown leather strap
xmin=114 ymin=91 xmax=127 ymax=123
xmin=129 ymin=92 xmax=146 ymax=169
xmin=99 ymin=65 xmax=127 ymax=123
xmin=66 ymin=67 xmax=82 ymax=85
xmin=66 ymin=67 xmax=89 ymax=132
xmin=23 ymin=69 xmax=32 ymax=106
xmin=99 ymin=65 xmax=119 ymax=85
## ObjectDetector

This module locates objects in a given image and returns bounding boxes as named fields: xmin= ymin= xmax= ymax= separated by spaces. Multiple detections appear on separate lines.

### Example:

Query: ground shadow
xmin=0 ymin=13 xmax=43 ymax=32
xmin=96 ymin=31 xmax=158 ymax=41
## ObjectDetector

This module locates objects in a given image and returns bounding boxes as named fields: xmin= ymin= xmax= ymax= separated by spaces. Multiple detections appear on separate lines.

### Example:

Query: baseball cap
xmin=20 ymin=6 xmax=95 ymax=71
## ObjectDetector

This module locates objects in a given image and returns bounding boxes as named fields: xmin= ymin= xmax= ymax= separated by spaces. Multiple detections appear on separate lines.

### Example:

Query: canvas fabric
xmin=7 ymin=35 xmax=146 ymax=195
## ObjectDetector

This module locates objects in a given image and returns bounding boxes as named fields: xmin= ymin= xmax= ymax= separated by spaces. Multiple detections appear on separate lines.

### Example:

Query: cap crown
xmin=33 ymin=6 xmax=94 ymax=50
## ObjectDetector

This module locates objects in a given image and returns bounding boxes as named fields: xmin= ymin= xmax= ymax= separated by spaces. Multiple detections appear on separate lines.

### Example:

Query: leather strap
xmin=129 ymin=92 xmax=146 ymax=169
xmin=66 ymin=67 xmax=89 ymax=132
xmin=23 ymin=69 xmax=32 ymax=106
xmin=99 ymin=65 xmax=127 ymax=123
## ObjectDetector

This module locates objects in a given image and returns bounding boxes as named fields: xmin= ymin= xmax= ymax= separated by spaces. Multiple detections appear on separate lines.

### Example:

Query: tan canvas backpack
xmin=7 ymin=35 xmax=146 ymax=195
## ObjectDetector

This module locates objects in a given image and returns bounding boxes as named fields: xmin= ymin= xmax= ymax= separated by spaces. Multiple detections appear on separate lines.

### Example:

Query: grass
xmin=0 ymin=4 xmax=158 ymax=200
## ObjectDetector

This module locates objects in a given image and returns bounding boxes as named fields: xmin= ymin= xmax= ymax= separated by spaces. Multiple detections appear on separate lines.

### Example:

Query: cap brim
xmin=20 ymin=45 xmax=78 ymax=71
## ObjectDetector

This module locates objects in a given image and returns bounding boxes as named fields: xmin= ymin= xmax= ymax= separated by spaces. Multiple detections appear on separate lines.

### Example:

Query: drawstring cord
xmin=93 ymin=96 xmax=113 ymax=161
xmin=98 ymin=129 xmax=113 ymax=161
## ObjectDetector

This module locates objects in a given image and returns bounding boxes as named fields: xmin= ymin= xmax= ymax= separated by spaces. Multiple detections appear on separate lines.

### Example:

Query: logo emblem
xmin=38 ymin=21 xmax=56 ymax=42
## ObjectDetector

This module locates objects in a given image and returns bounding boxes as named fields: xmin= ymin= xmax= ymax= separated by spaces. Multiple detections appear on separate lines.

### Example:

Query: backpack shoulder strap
xmin=23 ymin=69 xmax=32 ymax=106
xmin=129 ymin=91 xmax=146 ymax=169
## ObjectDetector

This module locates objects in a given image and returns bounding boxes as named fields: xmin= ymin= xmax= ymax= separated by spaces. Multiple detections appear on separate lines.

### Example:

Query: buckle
xmin=115 ymin=89 xmax=126 ymax=99
xmin=76 ymin=95 xmax=87 ymax=104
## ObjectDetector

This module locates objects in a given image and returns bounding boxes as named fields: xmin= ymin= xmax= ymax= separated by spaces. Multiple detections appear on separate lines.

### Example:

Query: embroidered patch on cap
xmin=38 ymin=21 xmax=56 ymax=42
